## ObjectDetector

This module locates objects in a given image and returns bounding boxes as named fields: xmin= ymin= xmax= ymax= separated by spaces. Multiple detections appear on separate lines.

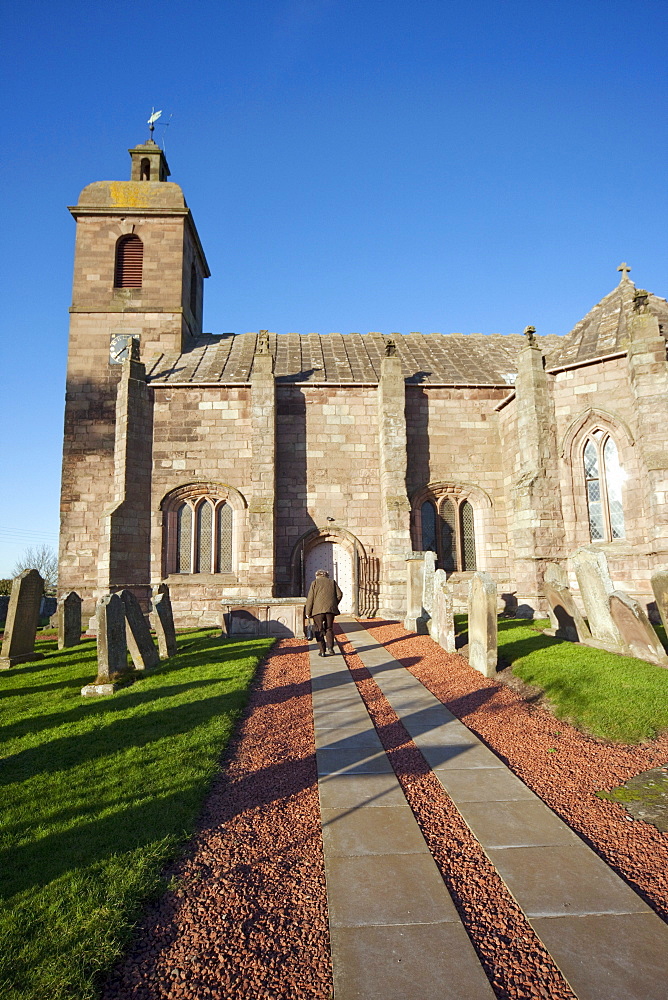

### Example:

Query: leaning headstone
xmin=404 ymin=553 xmax=428 ymax=634
xmin=57 ymin=591 xmax=82 ymax=649
xmin=609 ymin=591 xmax=668 ymax=667
xmin=82 ymin=594 xmax=129 ymax=695
xmin=120 ymin=590 xmax=160 ymax=669
xmin=543 ymin=562 xmax=591 ymax=642
xmin=0 ymin=570 xmax=45 ymax=669
xmin=572 ymin=547 xmax=622 ymax=649
xmin=150 ymin=587 xmax=178 ymax=659
xmin=467 ymin=571 xmax=497 ymax=678
xmin=422 ymin=550 xmax=437 ymax=618
xmin=651 ymin=569 xmax=668 ymax=635
xmin=432 ymin=569 xmax=456 ymax=652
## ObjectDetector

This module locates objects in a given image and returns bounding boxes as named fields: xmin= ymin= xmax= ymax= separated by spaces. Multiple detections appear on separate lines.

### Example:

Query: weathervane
xmin=147 ymin=108 xmax=163 ymax=141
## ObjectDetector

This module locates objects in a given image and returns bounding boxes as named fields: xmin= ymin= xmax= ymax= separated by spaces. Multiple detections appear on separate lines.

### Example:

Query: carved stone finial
xmin=256 ymin=330 xmax=270 ymax=355
xmin=633 ymin=289 xmax=649 ymax=312
xmin=523 ymin=325 xmax=537 ymax=346
xmin=385 ymin=337 xmax=397 ymax=357
xmin=617 ymin=262 xmax=632 ymax=282
xmin=129 ymin=337 xmax=141 ymax=362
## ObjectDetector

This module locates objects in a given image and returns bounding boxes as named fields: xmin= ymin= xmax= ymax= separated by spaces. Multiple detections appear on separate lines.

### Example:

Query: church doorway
xmin=305 ymin=541 xmax=354 ymax=614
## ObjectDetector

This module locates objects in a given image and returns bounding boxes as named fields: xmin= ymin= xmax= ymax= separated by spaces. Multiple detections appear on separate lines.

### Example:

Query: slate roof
xmin=147 ymin=330 xmax=563 ymax=386
xmin=145 ymin=277 xmax=668 ymax=387
xmin=547 ymin=278 xmax=668 ymax=371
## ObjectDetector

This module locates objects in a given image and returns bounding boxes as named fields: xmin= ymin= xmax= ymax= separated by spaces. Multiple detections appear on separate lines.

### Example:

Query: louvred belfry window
xmin=114 ymin=235 xmax=143 ymax=288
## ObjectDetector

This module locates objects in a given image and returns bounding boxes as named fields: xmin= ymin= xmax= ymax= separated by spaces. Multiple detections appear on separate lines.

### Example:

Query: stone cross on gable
xmin=617 ymin=262 xmax=632 ymax=281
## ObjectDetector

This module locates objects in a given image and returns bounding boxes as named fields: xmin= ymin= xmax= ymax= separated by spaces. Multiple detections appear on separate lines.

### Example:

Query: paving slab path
xmin=314 ymin=618 xmax=668 ymax=1000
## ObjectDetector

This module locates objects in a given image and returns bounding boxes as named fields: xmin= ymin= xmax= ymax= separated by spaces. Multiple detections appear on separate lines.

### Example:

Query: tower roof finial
xmin=617 ymin=262 xmax=632 ymax=282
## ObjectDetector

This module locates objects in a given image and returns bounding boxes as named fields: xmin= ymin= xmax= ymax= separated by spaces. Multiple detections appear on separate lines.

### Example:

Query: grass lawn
xmin=0 ymin=630 xmax=274 ymax=1000
xmin=492 ymin=617 xmax=668 ymax=744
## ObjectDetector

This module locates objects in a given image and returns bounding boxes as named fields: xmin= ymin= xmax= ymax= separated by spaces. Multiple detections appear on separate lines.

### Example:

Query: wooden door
xmin=305 ymin=542 xmax=354 ymax=613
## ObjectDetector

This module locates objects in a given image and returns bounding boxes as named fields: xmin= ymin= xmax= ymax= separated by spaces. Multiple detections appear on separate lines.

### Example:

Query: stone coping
xmin=220 ymin=598 xmax=306 ymax=607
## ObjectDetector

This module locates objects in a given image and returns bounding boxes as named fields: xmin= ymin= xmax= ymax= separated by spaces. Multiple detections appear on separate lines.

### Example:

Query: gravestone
xmin=0 ymin=595 xmax=9 ymax=625
xmin=0 ymin=569 xmax=45 ymax=669
xmin=432 ymin=569 xmax=456 ymax=652
xmin=422 ymin=550 xmax=437 ymax=618
xmin=572 ymin=547 xmax=622 ymax=649
xmin=120 ymin=589 xmax=160 ymax=669
xmin=57 ymin=591 xmax=82 ymax=649
xmin=467 ymin=571 xmax=497 ymax=678
xmin=609 ymin=591 xmax=668 ymax=667
xmin=543 ymin=562 xmax=591 ymax=642
xmin=404 ymin=553 xmax=428 ymax=634
xmin=40 ymin=596 xmax=57 ymax=620
xmin=150 ymin=587 xmax=178 ymax=659
xmin=82 ymin=593 xmax=129 ymax=695
xmin=650 ymin=569 xmax=668 ymax=635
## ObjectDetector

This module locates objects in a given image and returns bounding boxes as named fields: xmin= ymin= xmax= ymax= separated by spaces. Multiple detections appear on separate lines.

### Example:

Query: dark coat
xmin=305 ymin=576 xmax=342 ymax=617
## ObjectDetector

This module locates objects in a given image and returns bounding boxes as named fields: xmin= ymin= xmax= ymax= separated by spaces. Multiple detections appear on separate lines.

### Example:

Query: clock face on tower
xmin=109 ymin=334 xmax=139 ymax=365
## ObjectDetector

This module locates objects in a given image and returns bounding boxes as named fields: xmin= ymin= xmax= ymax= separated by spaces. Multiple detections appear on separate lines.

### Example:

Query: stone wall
xmin=275 ymin=385 xmax=384 ymax=598
xmin=552 ymin=354 xmax=654 ymax=606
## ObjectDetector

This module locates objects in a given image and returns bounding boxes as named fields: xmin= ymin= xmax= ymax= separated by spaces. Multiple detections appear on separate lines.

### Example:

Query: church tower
xmin=59 ymin=139 xmax=209 ymax=614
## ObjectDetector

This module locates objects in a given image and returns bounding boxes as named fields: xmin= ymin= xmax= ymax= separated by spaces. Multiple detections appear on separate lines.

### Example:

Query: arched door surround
xmin=290 ymin=527 xmax=367 ymax=617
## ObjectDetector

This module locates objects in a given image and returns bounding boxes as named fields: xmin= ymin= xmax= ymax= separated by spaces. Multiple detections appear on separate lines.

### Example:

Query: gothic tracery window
xmin=417 ymin=494 xmax=477 ymax=572
xmin=583 ymin=431 xmax=626 ymax=542
xmin=173 ymin=498 xmax=235 ymax=574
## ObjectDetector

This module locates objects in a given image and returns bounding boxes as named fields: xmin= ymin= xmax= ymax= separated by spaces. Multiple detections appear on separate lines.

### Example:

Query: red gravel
xmin=357 ymin=620 xmax=668 ymax=923
xmin=102 ymin=638 xmax=332 ymax=1000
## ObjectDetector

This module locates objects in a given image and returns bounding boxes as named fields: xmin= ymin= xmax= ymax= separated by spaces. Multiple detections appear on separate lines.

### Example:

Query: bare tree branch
xmin=11 ymin=545 xmax=58 ymax=595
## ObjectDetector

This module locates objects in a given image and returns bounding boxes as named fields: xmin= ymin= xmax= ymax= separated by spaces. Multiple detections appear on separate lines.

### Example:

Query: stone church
xmin=58 ymin=138 xmax=668 ymax=626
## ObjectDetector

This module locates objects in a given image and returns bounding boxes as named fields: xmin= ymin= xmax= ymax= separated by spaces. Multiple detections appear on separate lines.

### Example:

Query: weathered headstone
xmin=432 ymin=569 xmax=456 ymax=652
xmin=651 ymin=569 xmax=668 ymax=635
xmin=0 ymin=569 xmax=45 ymax=669
xmin=572 ymin=547 xmax=622 ymax=649
xmin=120 ymin=589 xmax=160 ymax=669
xmin=467 ymin=571 xmax=497 ymax=678
xmin=422 ymin=550 xmax=437 ymax=617
xmin=404 ymin=552 xmax=428 ymax=633
xmin=57 ymin=591 xmax=82 ymax=649
xmin=609 ymin=591 xmax=668 ymax=667
xmin=543 ymin=562 xmax=591 ymax=642
xmin=82 ymin=593 xmax=129 ymax=695
xmin=40 ymin=596 xmax=57 ymax=620
xmin=150 ymin=587 xmax=178 ymax=659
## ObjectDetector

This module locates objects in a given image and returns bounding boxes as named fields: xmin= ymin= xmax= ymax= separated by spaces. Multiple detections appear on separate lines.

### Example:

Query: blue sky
xmin=1 ymin=0 xmax=666 ymax=576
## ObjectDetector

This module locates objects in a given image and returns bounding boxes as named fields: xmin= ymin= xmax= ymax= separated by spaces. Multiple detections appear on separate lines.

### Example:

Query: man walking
xmin=305 ymin=569 xmax=342 ymax=656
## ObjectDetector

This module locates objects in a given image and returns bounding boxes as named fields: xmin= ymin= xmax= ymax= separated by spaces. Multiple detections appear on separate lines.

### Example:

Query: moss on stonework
xmin=596 ymin=767 xmax=668 ymax=832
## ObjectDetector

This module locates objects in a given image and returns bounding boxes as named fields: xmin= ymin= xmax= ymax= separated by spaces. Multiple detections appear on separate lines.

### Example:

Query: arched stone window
xmin=161 ymin=482 xmax=246 ymax=577
xmin=413 ymin=489 xmax=479 ymax=572
xmin=173 ymin=498 xmax=235 ymax=574
xmin=114 ymin=234 xmax=143 ymax=288
xmin=583 ymin=431 xmax=626 ymax=541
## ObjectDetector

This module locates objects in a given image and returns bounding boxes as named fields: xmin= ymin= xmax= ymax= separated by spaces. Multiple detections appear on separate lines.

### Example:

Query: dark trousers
xmin=313 ymin=613 xmax=335 ymax=653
